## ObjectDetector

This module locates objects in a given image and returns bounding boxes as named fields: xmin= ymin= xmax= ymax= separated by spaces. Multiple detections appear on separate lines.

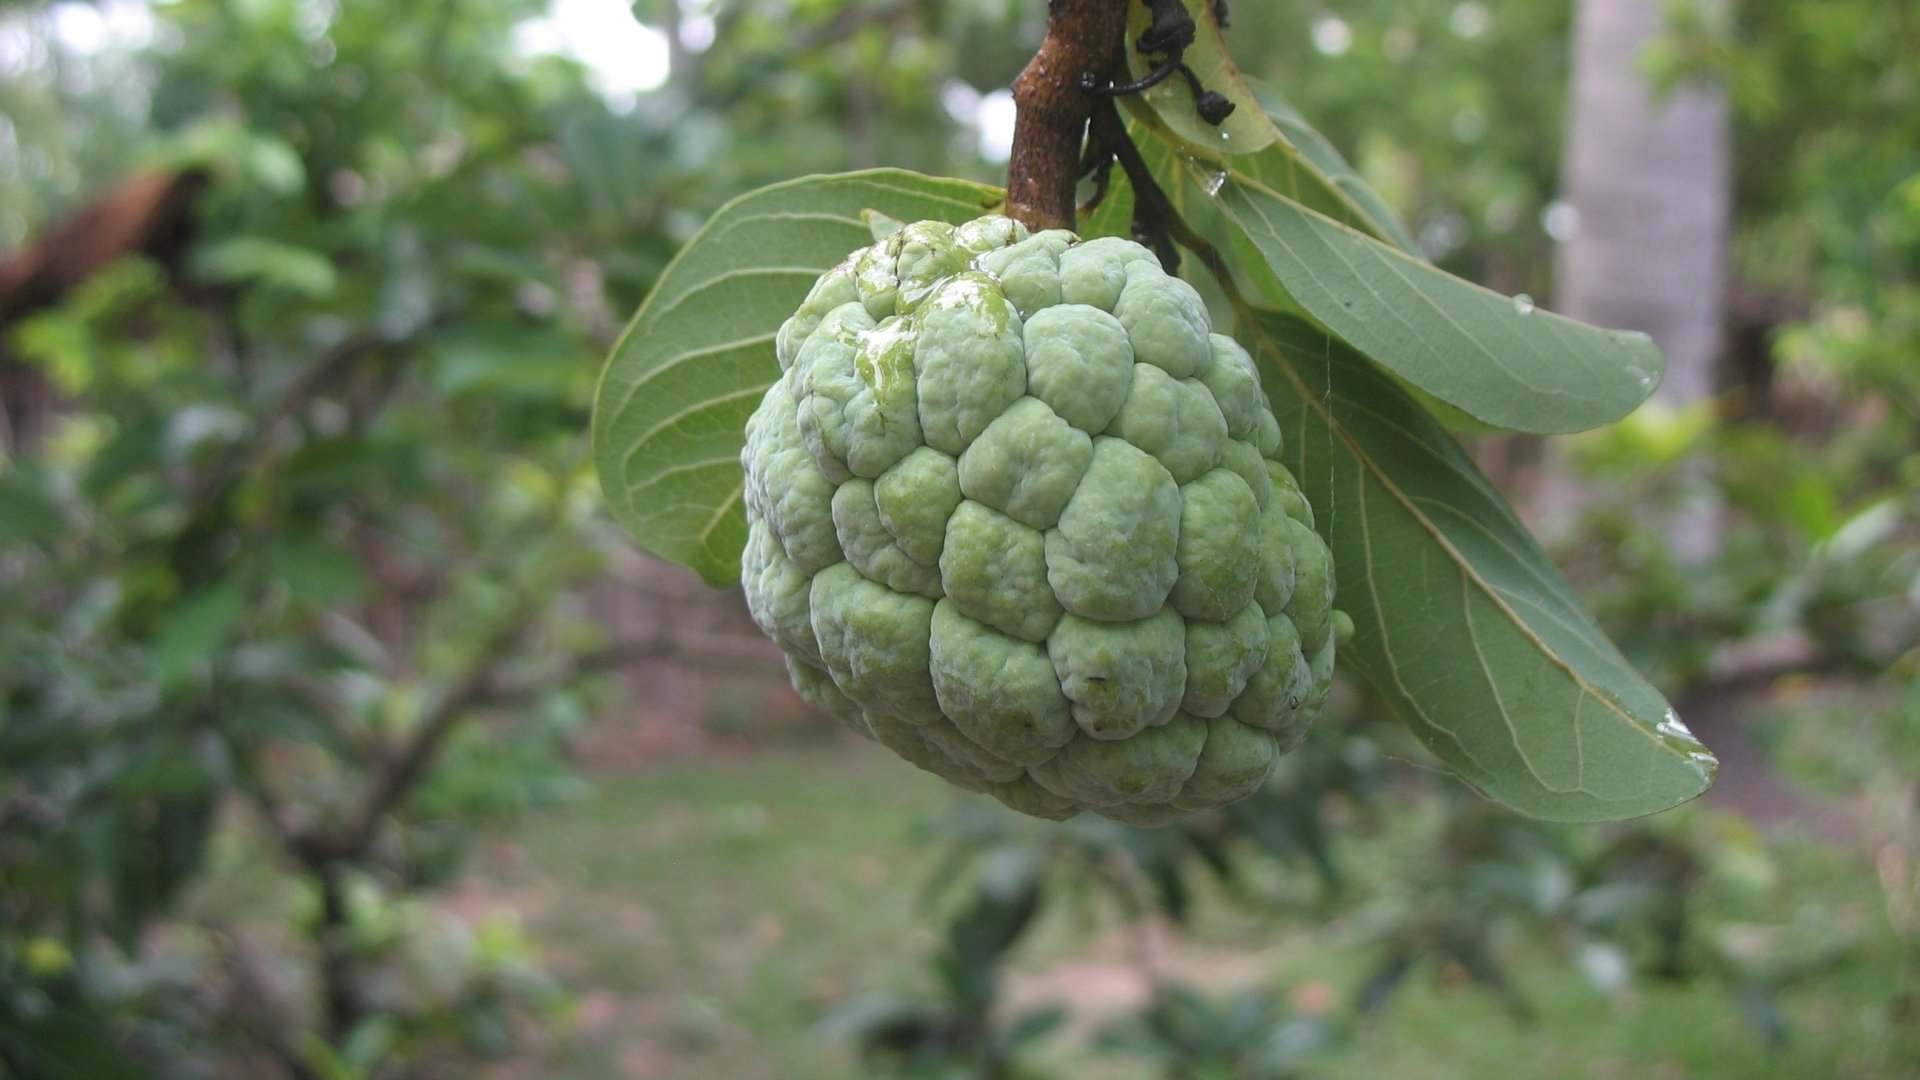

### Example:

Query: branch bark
xmin=212 ymin=931 xmax=327 ymax=1080
xmin=1006 ymin=0 xmax=1134 ymax=231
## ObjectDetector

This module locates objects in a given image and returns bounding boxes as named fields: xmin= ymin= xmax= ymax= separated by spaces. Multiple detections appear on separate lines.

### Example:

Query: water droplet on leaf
xmin=1656 ymin=707 xmax=1701 ymax=746
xmin=1511 ymin=293 xmax=1535 ymax=315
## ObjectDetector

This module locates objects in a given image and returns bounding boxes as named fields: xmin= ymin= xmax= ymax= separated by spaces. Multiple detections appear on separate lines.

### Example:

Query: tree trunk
xmin=1555 ymin=0 xmax=1730 ymax=560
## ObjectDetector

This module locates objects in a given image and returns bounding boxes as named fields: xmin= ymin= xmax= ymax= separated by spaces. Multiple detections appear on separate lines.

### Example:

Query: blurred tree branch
xmin=212 ymin=931 xmax=328 ymax=1080
xmin=269 ymin=573 xmax=558 ymax=1043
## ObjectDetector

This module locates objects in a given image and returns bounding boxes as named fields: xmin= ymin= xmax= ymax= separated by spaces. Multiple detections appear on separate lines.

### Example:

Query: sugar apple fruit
xmin=741 ymin=214 xmax=1339 ymax=827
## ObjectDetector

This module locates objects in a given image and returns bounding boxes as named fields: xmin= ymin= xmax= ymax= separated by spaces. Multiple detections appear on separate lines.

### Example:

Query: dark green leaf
xmin=1244 ymin=311 xmax=1714 ymax=821
xmin=1078 ymin=162 xmax=1137 ymax=242
xmin=0 ymin=999 xmax=154 ymax=1080
xmin=84 ymin=415 xmax=167 ymax=497
xmin=592 ymin=170 xmax=1006 ymax=583
xmin=1243 ymin=79 xmax=1421 ymax=256
xmin=193 ymin=236 xmax=338 ymax=298
xmin=1210 ymin=168 xmax=1664 ymax=433
xmin=266 ymin=534 xmax=369 ymax=607
xmin=1123 ymin=51 xmax=1665 ymax=434
xmin=429 ymin=323 xmax=594 ymax=400
xmin=152 ymin=578 xmax=248 ymax=686
xmin=0 ymin=462 xmax=66 ymax=549
xmin=1001 ymin=1005 xmax=1069 ymax=1048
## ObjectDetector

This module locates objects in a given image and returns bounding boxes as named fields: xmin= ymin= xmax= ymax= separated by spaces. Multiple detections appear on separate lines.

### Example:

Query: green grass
xmin=481 ymin=739 xmax=1920 ymax=1080
xmin=481 ymin=740 xmax=957 ymax=1079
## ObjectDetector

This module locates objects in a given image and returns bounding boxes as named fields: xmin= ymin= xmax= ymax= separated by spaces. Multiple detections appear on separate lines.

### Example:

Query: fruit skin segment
xmin=741 ymin=215 xmax=1342 ymax=825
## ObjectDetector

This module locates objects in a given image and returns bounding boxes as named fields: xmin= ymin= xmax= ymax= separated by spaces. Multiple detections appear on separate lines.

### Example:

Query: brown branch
xmin=211 ymin=931 xmax=328 ymax=1080
xmin=294 ymin=609 xmax=532 ymax=865
xmin=0 ymin=169 xmax=208 ymax=325
xmin=275 ymin=602 xmax=538 ymax=1044
xmin=314 ymin=861 xmax=360 ymax=1041
xmin=1006 ymin=0 xmax=1134 ymax=231
xmin=1088 ymin=98 xmax=1236 ymax=277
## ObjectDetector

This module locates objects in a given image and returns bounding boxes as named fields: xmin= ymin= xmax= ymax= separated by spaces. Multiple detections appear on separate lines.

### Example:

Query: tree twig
xmin=292 ymin=605 xmax=534 ymax=865
xmin=211 ymin=930 xmax=328 ymax=1080
xmin=1089 ymin=99 xmax=1215 ymax=271
xmin=1006 ymin=0 xmax=1134 ymax=230
xmin=315 ymin=860 xmax=359 ymax=1041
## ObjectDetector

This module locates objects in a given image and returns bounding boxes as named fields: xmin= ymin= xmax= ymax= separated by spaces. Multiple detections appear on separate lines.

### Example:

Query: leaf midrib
xmin=1213 ymin=164 xmax=1642 ymax=409
xmin=1238 ymin=310 xmax=1680 ymax=787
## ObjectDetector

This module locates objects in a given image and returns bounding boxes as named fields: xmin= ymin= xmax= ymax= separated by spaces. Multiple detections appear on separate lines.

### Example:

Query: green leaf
xmin=1205 ymin=164 xmax=1664 ymax=434
xmin=0 ymin=461 xmax=65 ymax=549
xmin=429 ymin=322 xmax=593 ymax=400
xmin=592 ymin=170 xmax=1006 ymax=584
xmin=862 ymin=209 xmax=907 ymax=241
xmin=1120 ymin=1 xmax=1415 ymax=254
xmin=0 ymin=1002 xmax=155 ymax=1080
xmin=1116 ymin=1 xmax=1663 ymax=434
xmin=266 ymin=534 xmax=369 ymax=607
xmin=194 ymin=236 xmax=338 ymax=298
xmin=1242 ymin=79 xmax=1422 ymax=257
xmin=152 ymin=578 xmax=248 ymax=687
xmin=1243 ymin=310 xmax=1714 ymax=821
xmin=1120 ymin=0 xmax=1277 ymax=157
xmin=1078 ymin=169 xmax=1136 ymax=242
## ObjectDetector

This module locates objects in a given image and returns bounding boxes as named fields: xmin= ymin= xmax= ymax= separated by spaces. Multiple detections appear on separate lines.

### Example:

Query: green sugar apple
xmin=741 ymin=214 xmax=1341 ymax=827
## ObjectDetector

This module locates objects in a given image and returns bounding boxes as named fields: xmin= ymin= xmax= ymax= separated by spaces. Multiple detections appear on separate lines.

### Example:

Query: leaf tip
xmin=1654 ymin=703 xmax=1719 ymax=787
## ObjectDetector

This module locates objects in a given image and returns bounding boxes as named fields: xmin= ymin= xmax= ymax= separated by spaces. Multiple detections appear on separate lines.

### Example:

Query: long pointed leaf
xmin=1243 ymin=79 xmax=1422 ymax=256
xmin=591 ymin=170 xmax=1006 ymax=583
xmin=1210 ymin=166 xmax=1664 ymax=434
xmin=1116 ymin=0 xmax=1664 ymax=434
xmin=1243 ymin=310 xmax=1714 ymax=821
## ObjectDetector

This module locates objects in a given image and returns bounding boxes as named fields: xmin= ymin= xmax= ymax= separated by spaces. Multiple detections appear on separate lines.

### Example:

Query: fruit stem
xmin=1006 ymin=0 xmax=1133 ymax=231
xmin=1089 ymin=100 xmax=1185 ymax=269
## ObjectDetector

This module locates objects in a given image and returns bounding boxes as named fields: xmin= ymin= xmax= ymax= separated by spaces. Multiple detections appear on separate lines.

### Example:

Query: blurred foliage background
xmin=0 ymin=1 xmax=1914 ymax=1078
